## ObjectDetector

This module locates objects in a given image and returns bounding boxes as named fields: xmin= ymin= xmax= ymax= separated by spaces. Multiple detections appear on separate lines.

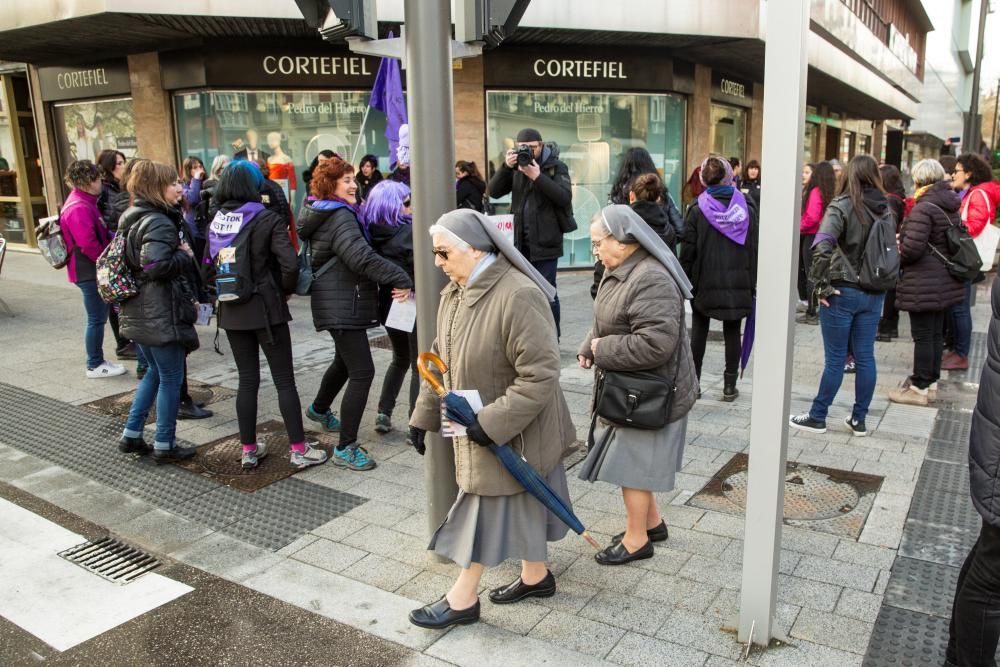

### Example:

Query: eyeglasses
xmin=403 ymin=199 xmax=411 ymax=207
xmin=591 ymin=234 xmax=611 ymax=253
xmin=433 ymin=248 xmax=450 ymax=260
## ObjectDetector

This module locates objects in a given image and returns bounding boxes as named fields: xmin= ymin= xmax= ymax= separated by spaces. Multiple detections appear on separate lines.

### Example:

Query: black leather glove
xmin=409 ymin=427 xmax=426 ymax=456
xmin=466 ymin=419 xmax=493 ymax=447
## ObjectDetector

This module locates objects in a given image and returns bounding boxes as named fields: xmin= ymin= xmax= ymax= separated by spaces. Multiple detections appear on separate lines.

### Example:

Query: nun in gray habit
xmin=578 ymin=204 xmax=699 ymax=566
xmin=408 ymin=209 xmax=577 ymax=630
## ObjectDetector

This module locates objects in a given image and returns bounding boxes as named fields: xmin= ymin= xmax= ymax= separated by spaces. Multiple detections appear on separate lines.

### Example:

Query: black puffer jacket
xmin=680 ymin=191 xmax=759 ymax=320
xmin=895 ymin=181 xmax=966 ymax=313
xmin=456 ymin=177 xmax=486 ymax=212
xmin=112 ymin=189 xmax=131 ymax=226
xmin=809 ymin=188 xmax=889 ymax=298
xmin=98 ymin=179 xmax=122 ymax=231
xmin=204 ymin=203 xmax=299 ymax=331
xmin=369 ymin=221 xmax=415 ymax=322
xmin=739 ymin=178 xmax=761 ymax=208
xmin=591 ymin=199 xmax=676 ymax=299
xmin=486 ymin=142 xmax=574 ymax=261
xmin=119 ymin=201 xmax=200 ymax=351
xmin=970 ymin=273 xmax=1000 ymax=527
xmin=297 ymin=204 xmax=412 ymax=331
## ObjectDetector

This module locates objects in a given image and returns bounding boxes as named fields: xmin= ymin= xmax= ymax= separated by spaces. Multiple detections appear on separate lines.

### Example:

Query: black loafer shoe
xmin=488 ymin=570 xmax=556 ymax=604
xmin=595 ymin=540 xmax=654 ymax=566
xmin=118 ymin=436 xmax=152 ymax=455
xmin=408 ymin=597 xmax=480 ymax=629
xmin=611 ymin=520 xmax=669 ymax=545
xmin=153 ymin=445 xmax=197 ymax=464
xmin=177 ymin=400 xmax=213 ymax=420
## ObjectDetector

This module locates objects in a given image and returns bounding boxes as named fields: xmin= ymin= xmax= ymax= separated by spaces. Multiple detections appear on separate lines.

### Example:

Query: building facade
xmin=0 ymin=0 xmax=935 ymax=267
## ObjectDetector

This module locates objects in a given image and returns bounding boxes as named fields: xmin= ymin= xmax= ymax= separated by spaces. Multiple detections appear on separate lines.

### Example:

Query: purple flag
xmin=368 ymin=31 xmax=407 ymax=168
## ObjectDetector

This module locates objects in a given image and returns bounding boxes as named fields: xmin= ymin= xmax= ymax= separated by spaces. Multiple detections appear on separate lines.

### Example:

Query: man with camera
xmin=487 ymin=128 xmax=575 ymax=335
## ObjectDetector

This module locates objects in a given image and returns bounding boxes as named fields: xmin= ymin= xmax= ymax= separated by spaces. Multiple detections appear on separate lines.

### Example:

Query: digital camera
xmin=516 ymin=144 xmax=534 ymax=167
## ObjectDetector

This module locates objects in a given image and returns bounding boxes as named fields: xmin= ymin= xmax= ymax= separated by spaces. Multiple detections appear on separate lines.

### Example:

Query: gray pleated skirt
xmin=578 ymin=415 xmax=688 ymax=492
xmin=427 ymin=464 xmax=571 ymax=568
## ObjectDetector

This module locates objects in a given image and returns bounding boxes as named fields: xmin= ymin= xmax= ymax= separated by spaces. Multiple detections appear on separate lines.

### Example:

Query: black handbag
xmin=593 ymin=368 xmax=675 ymax=430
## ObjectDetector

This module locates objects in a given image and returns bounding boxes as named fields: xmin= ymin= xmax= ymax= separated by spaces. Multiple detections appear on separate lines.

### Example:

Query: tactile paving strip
xmin=915 ymin=459 xmax=971 ymax=496
xmin=883 ymin=557 xmax=961 ymax=618
xmin=0 ymin=382 xmax=367 ymax=551
xmin=926 ymin=436 xmax=968 ymax=465
xmin=863 ymin=605 xmax=950 ymax=667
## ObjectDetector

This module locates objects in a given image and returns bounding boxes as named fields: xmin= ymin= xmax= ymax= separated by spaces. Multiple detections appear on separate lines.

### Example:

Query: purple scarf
xmin=697 ymin=187 xmax=750 ymax=245
xmin=206 ymin=202 xmax=266 ymax=263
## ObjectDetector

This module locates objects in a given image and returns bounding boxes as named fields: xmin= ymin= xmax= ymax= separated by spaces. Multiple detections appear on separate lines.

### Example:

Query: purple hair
xmin=360 ymin=179 xmax=411 ymax=229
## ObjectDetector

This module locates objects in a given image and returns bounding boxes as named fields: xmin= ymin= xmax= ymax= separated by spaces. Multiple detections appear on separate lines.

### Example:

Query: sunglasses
xmin=432 ymin=248 xmax=450 ymax=260
xmin=403 ymin=198 xmax=411 ymax=207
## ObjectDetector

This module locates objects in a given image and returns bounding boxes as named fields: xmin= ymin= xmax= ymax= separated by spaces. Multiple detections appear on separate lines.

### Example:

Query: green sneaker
xmin=332 ymin=445 xmax=376 ymax=471
xmin=306 ymin=404 xmax=341 ymax=432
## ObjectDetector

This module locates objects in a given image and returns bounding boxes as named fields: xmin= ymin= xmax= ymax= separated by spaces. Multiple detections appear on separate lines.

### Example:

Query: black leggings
xmin=378 ymin=326 xmax=419 ymax=418
xmin=226 ymin=323 xmax=305 ymax=446
xmin=313 ymin=329 xmax=375 ymax=447
xmin=799 ymin=233 xmax=817 ymax=316
xmin=108 ymin=307 xmax=129 ymax=350
xmin=689 ymin=308 xmax=742 ymax=378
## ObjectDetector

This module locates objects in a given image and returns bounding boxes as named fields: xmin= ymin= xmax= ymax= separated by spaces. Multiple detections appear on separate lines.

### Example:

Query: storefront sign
xmin=485 ymin=48 xmax=672 ymax=91
xmin=711 ymin=71 xmax=754 ymax=108
xmin=161 ymin=44 xmax=379 ymax=89
xmin=37 ymin=60 xmax=131 ymax=102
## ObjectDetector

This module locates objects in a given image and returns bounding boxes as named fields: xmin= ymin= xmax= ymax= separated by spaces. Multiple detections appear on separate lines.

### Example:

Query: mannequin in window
xmin=233 ymin=129 xmax=270 ymax=163
xmin=266 ymin=131 xmax=297 ymax=204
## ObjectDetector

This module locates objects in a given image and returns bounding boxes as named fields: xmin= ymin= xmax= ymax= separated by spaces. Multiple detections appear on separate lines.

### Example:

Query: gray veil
xmin=600 ymin=204 xmax=693 ymax=299
xmin=435 ymin=209 xmax=558 ymax=303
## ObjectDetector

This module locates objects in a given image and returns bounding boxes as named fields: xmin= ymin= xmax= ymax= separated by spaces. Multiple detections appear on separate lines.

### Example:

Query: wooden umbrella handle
xmin=417 ymin=352 xmax=449 ymax=398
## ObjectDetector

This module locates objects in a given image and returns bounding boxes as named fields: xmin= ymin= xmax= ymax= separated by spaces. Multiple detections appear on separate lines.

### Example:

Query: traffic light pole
xmin=403 ymin=0 xmax=459 ymax=547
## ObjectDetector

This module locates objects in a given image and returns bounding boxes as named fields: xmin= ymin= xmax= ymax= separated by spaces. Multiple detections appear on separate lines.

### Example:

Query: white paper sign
xmin=488 ymin=214 xmax=515 ymax=246
xmin=441 ymin=390 xmax=484 ymax=438
xmin=385 ymin=296 xmax=417 ymax=332
xmin=196 ymin=303 xmax=213 ymax=326
xmin=209 ymin=211 xmax=244 ymax=235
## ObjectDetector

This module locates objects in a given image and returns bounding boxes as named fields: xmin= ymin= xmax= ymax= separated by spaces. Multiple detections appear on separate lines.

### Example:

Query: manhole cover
xmin=81 ymin=380 xmax=235 ymax=424
xmin=687 ymin=453 xmax=884 ymax=540
xmin=172 ymin=420 xmax=338 ymax=493
xmin=59 ymin=536 xmax=160 ymax=584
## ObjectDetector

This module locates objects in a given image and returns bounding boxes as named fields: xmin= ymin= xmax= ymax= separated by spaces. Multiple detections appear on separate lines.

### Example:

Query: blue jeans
xmin=950 ymin=281 xmax=973 ymax=357
xmin=530 ymin=258 xmax=560 ymax=338
xmin=810 ymin=287 xmax=884 ymax=423
xmin=123 ymin=343 xmax=186 ymax=450
xmin=76 ymin=280 xmax=109 ymax=369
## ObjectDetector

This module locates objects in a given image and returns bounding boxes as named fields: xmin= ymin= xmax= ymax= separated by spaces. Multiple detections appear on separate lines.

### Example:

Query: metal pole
xmin=403 ymin=0 xmax=457 ymax=541
xmin=738 ymin=0 xmax=808 ymax=646
xmin=964 ymin=0 xmax=989 ymax=151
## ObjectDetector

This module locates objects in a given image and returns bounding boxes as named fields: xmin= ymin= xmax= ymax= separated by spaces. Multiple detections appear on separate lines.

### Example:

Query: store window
xmin=485 ymin=90 xmax=686 ymax=268
xmin=710 ymin=104 xmax=746 ymax=165
xmin=1 ymin=73 xmax=46 ymax=245
xmin=804 ymin=123 xmax=820 ymax=164
xmin=52 ymin=97 xmax=137 ymax=179
xmin=174 ymin=91 xmax=387 ymax=213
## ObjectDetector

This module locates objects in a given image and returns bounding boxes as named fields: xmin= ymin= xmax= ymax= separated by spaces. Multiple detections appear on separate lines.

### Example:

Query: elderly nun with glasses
xmin=578 ymin=204 xmax=699 ymax=565
xmin=407 ymin=209 xmax=577 ymax=630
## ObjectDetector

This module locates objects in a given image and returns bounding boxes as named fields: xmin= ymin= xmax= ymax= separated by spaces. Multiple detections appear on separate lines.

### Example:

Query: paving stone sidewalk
xmin=0 ymin=249 xmax=992 ymax=666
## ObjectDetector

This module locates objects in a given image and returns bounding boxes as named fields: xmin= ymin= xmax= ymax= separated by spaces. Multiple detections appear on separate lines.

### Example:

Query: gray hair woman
xmin=408 ymin=209 xmax=576 ymax=630
xmin=888 ymin=158 xmax=966 ymax=406
xmin=578 ymin=204 xmax=699 ymax=565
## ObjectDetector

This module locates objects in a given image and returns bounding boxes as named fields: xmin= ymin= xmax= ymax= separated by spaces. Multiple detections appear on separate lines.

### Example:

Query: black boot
xmin=177 ymin=398 xmax=213 ymax=420
xmin=723 ymin=372 xmax=739 ymax=402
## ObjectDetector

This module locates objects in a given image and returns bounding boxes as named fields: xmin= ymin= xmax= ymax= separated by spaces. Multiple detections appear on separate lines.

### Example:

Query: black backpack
xmin=924 ymin=202 xmax=983 ymax=281
xmin=210 ymin=214 xmax=258 ymax=304
xmin=837 ymin=206 xmax=899 ymax=292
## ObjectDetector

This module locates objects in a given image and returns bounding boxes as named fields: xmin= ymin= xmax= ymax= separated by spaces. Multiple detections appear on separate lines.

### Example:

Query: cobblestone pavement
xmin=0 ymin=249 xmax=993 ymax=666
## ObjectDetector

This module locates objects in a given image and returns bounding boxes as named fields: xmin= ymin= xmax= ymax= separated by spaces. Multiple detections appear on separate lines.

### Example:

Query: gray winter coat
xmin=579 ymin=248 xmax=698 ymax=423
xmin=297 ymin=204 xmax=412 ymax=332
xmin=970 ymin=274 xmax=1000 ymax=527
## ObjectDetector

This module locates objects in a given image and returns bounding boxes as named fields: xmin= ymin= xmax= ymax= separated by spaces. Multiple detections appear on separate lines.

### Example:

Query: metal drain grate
xmin=59 ymin=537 xmax=160 ymax=584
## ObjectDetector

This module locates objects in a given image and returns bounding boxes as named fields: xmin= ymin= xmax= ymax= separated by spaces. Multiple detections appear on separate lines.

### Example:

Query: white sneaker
xmin=86 ymin=361 xmax=127 ymax=379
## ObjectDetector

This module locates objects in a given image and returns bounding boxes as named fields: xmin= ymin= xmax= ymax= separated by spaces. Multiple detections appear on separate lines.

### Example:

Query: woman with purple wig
xmin=362 ymin=180 xmax=423 ymax=453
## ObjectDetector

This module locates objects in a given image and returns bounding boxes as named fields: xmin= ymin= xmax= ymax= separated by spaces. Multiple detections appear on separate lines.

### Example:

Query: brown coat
xmin=410 ymin=255 xmax=576 ymax=496
xmin=580 ymin=249 xmax=698 ymax=423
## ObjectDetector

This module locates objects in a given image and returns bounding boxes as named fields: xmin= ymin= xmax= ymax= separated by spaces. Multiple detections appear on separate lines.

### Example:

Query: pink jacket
xmin=61 ymin=189 xmax=111 ymax=283
xmin=800 ymin=187 xmax=824 ymax=235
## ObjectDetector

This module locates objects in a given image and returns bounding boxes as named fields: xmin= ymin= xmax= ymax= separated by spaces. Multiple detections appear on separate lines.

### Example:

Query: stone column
xmin=816 ymin=105 xmax=828 ymax=161
xmin=872 ymin=120 xmax=885 ymax=161
xmin=748 ymin=83 xmax=764 ymax=161
xmin=686 ymin=64 xmax=713 ymax=174
xmin=452 ymin=56 xmax=486 ymax=170
xmin=127 ymin=53 xmax=176 ymax=166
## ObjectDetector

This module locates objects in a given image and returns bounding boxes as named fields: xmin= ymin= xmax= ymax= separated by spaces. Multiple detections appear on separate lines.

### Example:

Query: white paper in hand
xmin=196 ymin=303 xmax=213 ymax=326
xmin=385 ymin=296 xmax=417 ymax=332
xmin=441 ymin=390 xmax=483 ymax=438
